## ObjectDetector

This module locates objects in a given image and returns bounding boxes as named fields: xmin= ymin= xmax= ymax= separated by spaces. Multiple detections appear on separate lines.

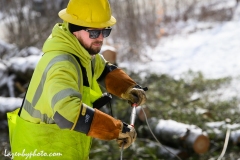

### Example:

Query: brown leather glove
xmin=121 ymin=87 xmax=147 ymax=106
xmin=87 ymin=109 xmax=122 ymax=140
xmin=117 ymin=122 xmax=137 ymax=149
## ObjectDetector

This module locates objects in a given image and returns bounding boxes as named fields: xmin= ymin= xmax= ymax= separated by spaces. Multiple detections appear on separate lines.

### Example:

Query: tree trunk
xmin=157 ymin=144 xmax=189 ymax=159
xmin=148 ymin=118 xmax=210 ymax=154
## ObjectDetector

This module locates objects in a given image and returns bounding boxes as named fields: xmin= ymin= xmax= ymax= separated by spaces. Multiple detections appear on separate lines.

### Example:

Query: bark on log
xmin=157 ymin=145 xmax=189 ymax=159
xmin=148 ymin=118 xmax=210 ymax=154
xmin=139 ymin=138 xmax=190 ymax=159
xmin=101 ymin=50 xmax=117 ymax=65
xmin=100 ymin=45 xmax=117 ymax=65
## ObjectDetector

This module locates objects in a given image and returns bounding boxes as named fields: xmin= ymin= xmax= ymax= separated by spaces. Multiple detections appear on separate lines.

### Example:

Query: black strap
xmin=18 ymin=91 xmax=27 ymax=116
xmin=71 ymin=54 xmax=90 ymax=87
xmin=71 ymin=54 xmax=113 ymax=111
xmin=92 ymin=93 xmax=112 ymax=109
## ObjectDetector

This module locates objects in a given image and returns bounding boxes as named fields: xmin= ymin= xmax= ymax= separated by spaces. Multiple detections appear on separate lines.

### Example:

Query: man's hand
xmin=121 ymin=87 xmax=146 ymax=106
xmin=117 ymin=122 xmax=137 ymax=149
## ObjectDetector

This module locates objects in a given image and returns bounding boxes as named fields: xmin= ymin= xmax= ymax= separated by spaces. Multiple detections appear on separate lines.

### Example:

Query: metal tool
xmin=121 ymin=86 xmax=148 ymax=159
xmin=130 ymin=86 xmax=148 ymax=126
xmin=130 ymin=103 xmax=137 ymax=126
xmin=120 ymin=103 xmax=137 ymax=160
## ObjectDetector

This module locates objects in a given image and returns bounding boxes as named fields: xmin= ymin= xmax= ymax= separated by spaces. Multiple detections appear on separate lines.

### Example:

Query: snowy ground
xmin=120 ymin=20 xmax=240 ymax=101
xmin=121 ymin=20 xmax=240 ymax=79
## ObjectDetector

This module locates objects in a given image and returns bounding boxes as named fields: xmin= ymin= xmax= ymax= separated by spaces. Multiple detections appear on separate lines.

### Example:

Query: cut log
xmin=148 ymin=118 xmax=210 ymax=154
xmin=139 ymin=138 xmax=190 ymax=159
xmin=157 ymin=145 xmax=189 ymax=159
xmin=100 ymin=45 xmax=117 ymax=65
xmin=184 ymin=129 xmax=210 ymax=154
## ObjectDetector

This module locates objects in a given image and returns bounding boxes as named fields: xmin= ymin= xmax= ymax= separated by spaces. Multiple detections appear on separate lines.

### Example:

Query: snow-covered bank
xmin=120 ymin=21 xmax=240 ymax=79
xmin=0 ymin=97 xmax=23 ymax=112
xmin=120 ymin=20 xmax=240 ymax=100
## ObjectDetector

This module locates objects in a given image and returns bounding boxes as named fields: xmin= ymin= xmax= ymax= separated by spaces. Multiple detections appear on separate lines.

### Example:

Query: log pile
xmin=136 ymin=107 xmax=210 ymax=159
xmin=157 ymin=144 xmax=189 ymax=159
xmin=149 ymin=118 xmax=210 ymax=154
xmin=135 ymin=107 xmax=240 ymax=158
xmin=0 ymin=45 xmax=41 ymax=131
xmin=0 ymin=46 xmax=41 ymax=97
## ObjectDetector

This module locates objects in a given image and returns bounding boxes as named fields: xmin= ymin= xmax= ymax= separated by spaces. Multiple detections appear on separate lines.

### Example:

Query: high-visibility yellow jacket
xmin=8 ymin=21 xmax=136 ymax=160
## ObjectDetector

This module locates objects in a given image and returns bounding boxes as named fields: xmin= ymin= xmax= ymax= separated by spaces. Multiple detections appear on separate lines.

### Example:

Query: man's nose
xmin=97 ymin=32 xmax=104 ymax=40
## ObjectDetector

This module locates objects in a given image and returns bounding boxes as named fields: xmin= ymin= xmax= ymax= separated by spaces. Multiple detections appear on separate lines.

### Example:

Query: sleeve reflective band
xmin=54 ymin=111 xmax=74 ymax=129
xmin=74 ymin=104 xmax=95 ymax=134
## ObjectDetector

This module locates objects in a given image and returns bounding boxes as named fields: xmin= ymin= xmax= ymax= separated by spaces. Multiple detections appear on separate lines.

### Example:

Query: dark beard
xmin=78 ymin=37 xmax=101 ymax=55
xmin=85 ymin=47 xmax=100 ymax=55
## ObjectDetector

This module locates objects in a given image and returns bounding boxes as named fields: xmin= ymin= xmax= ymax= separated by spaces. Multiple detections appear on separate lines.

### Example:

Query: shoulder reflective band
xmin=32 ymin=54 xmax=81 ymax=108
xmin=74 ymin=104 xmax=95 ymax=134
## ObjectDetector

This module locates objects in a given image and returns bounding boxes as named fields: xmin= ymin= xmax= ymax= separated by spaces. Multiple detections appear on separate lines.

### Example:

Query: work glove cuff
xmin=117 ymin=122 xmax=137 ymax=149
xmin=121 ymin=86 xmax=147 ymax=106
xmin=122 ymin=122 xmax=131 ymax=133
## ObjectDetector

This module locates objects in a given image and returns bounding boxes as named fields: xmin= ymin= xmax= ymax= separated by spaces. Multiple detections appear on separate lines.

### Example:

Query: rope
xmin=119 ymin=106 xmax=183 ymax=160
xmin=140 ymin=106 xmax=182 ymax=160
xmin=217 ymin=128 xmax=231 ymax=160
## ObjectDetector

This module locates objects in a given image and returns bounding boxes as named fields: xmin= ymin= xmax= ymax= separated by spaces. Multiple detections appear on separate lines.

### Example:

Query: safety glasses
xmin=84 ymin=27 xmax=112 ymax=39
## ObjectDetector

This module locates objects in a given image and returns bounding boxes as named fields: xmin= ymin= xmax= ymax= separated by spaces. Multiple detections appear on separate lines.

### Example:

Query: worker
xmin=7 ymin=0 xmax=147 ymax=159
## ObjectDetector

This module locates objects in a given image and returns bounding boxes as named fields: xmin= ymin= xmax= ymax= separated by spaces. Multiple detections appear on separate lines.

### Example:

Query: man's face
xmin=73 ymin=28 xmax=104 ymax=55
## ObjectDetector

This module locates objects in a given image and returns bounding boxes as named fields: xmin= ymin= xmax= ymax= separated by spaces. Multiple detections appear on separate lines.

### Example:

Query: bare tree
xmin=2 ymin=0 xmax=66 ymax=50
xmin=109 ymin=0 xmax=159 ymax=62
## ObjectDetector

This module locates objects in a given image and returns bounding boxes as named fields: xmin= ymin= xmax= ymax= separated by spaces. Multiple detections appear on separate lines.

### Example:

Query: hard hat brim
xmin=59 ymin=9 xmax=116 ymax=28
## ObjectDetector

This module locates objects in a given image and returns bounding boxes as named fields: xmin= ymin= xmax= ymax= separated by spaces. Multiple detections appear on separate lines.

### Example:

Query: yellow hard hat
xmin=58 ymin=0 xmax=116 ymax=28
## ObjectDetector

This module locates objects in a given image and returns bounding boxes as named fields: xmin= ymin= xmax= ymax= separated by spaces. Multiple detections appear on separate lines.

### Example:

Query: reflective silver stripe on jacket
xmin=23 ymin=54 xmax=81 ymax=124
xmin=32 ymin=54 xmax=80 ymax=107
xmin=23 ymin=99 xmax=55 ymax=124
xmin=51 ymin=88 xmax=82 ymax=109
xmin=53 ymin=111 xmax=74 ymax=129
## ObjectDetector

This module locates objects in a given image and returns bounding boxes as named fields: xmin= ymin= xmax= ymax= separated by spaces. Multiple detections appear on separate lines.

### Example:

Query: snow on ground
xmin=121 ymin=20 xmax=240 ymax=79
xmin=120 ymin=20 xmax=240 ymax=101
xmin=0 ymin=97 xmax=22 ymax=112
xmin=8 ymin=55 xmax=41 ymax=74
